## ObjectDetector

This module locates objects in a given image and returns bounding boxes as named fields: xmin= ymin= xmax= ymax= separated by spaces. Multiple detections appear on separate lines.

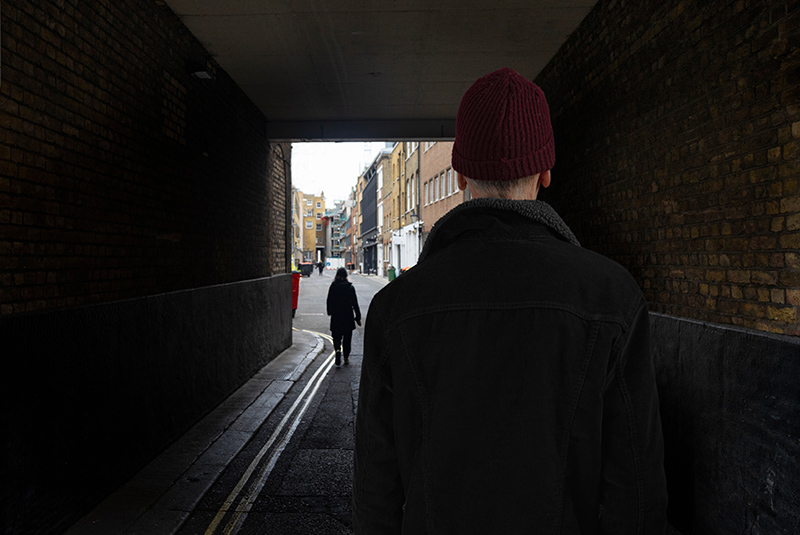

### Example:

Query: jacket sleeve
xmin=326 ymin=285 xmax=333 ymax=317
xmin=600 ymin=298 xmax=668 ymax=534
xmin=353 ymin=303 xmax=403 ymax=534
xmin=351 ymin=285 xmax=361 ymax=323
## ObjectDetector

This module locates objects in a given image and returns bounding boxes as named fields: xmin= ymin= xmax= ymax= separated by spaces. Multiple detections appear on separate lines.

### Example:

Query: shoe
xmin=335 ymin=350 xmax=341 ymax=366
xmin=344 ymin=357 xmax=349 ymax=365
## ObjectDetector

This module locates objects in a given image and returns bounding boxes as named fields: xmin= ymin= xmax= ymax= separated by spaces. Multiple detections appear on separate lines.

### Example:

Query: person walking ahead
xmin=353 ymin=67 xmax=667 ymax=533
xmin=326 ymin=267 xmax=361 ymax=366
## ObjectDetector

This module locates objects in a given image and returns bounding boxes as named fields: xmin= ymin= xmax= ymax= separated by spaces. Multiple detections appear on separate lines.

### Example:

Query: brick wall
xmin=536 ymin=0 xmax=800 ymax=336
xmin=269 ymin=143 xmax=292 ymax=274
xmin=0 ymin=0 xmax=290 ymax=316
xmin=420 ymin=141 xmax=467 ymax=235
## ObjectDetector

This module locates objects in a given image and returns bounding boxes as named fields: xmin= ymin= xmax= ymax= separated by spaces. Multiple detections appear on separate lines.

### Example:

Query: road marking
xmin=204 ymin=330 xmax=334 ymax=535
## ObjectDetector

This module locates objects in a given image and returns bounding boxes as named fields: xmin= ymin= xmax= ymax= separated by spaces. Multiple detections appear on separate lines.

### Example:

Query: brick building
xmin=373 ymin=145 xmax=394 ymax=277
xmin=291 ymin=187 xmax=304 ymax=269
xmin=301 ymin=192 xmax=325 ymax=263
xmin=391 ymin=142 xmax=423 ymax=270
xmin=419 ymin=141 xmax=467 ymax=246
xmin=388 ymin=142 xmax=406 ymax=272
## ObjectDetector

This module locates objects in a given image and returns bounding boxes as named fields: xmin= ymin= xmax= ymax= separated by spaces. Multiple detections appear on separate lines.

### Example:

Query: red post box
xmin=291 ymin=271 xmax=301 ymax=317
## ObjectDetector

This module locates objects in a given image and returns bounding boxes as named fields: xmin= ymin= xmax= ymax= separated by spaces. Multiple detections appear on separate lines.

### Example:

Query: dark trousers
xmin=331 ymin=328 xmax=353 ymax=358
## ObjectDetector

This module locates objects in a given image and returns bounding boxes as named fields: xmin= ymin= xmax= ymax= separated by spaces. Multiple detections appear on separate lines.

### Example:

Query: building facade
xmin=419 ymin=141 xmax=467 ymax=247
xmin=302 ymin=192 xmax=326 ymax=262
xmin=392 ymin=141 xmax=423 ymax=270
xmin=360 ymin=164 xmax=379 ymax=274
xmin=291 ymin=187 xmax=304 ymax=269
xmin=375 ymin=145 xmax=394 ymax=277
xmin=354 ymin=177 xmax=364 ymax=271
xmin=326 ymin=200 xmax=347 ymax=264
xmin=344 ymin=188 xmax=357 ymax=270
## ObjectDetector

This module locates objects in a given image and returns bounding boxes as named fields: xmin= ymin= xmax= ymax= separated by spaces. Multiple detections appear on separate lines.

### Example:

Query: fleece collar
xmin=419 ymin=198 xmax=580 ymax=262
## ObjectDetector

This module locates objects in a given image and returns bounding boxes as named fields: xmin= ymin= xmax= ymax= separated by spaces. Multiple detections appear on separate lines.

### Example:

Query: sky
xmin=291 ymin=142 xmax=391 ymax=203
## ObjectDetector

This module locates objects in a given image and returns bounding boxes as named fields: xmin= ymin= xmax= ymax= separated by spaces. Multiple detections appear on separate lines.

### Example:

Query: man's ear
xmin=457 ymin=172 xmax=469 ymax=191
xmin=540 ymin=169 xmax=551 ymax=189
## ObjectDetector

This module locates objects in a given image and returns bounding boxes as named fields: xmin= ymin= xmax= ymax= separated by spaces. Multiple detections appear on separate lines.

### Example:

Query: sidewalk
xmin=353 ymin=272 xmax=391 ymax=286
xmin=66 ymin=325 xmax=684 ymax=535
xmin=65 ymin=329 xmax=325 ymax=535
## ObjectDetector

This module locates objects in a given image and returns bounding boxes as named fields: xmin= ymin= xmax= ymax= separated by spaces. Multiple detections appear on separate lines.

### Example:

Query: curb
xmin=65 ymin=329 xmax=326 ymax=535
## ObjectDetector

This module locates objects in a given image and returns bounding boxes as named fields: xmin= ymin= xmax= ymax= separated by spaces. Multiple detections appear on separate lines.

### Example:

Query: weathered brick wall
xmin=0 ymin=0 xmax=290 ymax=315
xmin=269 ymin=143 xmax=292 ymax=274
xmin=536 ymin=0 xmax=800 ymax=335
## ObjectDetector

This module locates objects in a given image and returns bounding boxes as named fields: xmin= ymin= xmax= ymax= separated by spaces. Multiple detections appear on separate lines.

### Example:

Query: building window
xmin=435 ymin=175 xmax=439 ymax=201
xmin=316 ymin=213 xmax=321 ymax=219
xmin=316 ymin=223 xmax=322 ymax=231
xmin=306 ymin=221 xmax=313 ymax=229
xmin=316 ymin=202 xmax=321 ymax=208
xmin=448 ymin=168 xmax=454 ymax=195
xmin=306 ymin=199 xmax=312 ymax=205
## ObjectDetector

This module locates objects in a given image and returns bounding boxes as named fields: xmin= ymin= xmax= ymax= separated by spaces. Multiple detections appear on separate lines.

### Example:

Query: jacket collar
xmin=419 ymin=198 xmax=580 ymax=262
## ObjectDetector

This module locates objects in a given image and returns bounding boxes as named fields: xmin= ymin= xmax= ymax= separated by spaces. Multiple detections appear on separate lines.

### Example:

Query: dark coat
xmin=353 ymin=199 xmax=667 ymax=534
xmin=327 ymin=279 xmax=361 ymax=332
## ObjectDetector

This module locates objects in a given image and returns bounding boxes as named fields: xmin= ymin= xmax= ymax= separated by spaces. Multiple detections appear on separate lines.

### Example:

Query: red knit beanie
xmin=452 ymin=67 xmax=555 ymax=181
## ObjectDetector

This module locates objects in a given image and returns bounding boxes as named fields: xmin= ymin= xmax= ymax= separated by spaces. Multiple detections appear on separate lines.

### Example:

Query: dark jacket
xmin=327 ymin=279 xmax=361 ymax=332
xmin=353 ymin=199 xmax=667 ymax=534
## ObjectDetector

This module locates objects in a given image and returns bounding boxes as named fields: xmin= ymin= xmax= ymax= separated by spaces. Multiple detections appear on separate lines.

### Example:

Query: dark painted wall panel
xmin=651 ymin=313 xmax=800 ymax=534
xmin=2 ymin=275 xmax=292 ymax=534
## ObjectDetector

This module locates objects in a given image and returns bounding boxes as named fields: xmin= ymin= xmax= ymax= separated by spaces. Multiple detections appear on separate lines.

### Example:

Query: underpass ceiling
xmin=163 ymin=0 xmax=598 ymax=140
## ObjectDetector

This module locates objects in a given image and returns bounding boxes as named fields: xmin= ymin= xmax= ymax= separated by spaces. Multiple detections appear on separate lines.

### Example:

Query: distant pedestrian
xmin=318 ymin=262 xmax=324 ymax=275
xmin=326 ymin=267 xmax=361 ymax=366
xmin=353 ymin=68 xmax=667 ymax=533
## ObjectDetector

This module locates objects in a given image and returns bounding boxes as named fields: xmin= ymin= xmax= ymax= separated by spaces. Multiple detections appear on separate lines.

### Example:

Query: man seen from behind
xmin=353 ymin=67 xmax=668 ymax=534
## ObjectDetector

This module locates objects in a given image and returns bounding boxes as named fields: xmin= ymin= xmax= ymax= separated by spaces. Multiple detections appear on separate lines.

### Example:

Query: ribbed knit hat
xmin=452 ymin=67 xmax=555 ymax=181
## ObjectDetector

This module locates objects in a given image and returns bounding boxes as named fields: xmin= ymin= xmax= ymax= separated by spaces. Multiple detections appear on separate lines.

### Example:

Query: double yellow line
xmin=204 ymin=330 xmax=334 ymax=535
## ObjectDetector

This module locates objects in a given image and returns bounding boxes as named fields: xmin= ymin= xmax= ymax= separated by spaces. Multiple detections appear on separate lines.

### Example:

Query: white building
xmin=391 ymin=220 xmax=423 ymax=272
